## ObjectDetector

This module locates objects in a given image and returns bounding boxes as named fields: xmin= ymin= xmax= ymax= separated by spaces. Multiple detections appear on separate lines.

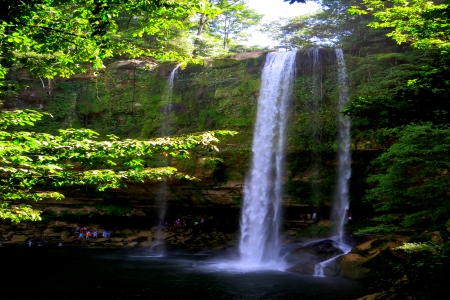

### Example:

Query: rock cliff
xmin=0 ymin=50 xmax=375 ymax=250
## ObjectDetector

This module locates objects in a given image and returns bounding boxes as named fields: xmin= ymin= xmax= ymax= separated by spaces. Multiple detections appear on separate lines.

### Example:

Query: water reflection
xmin=2 ymin=249 xmax=366 ymax=299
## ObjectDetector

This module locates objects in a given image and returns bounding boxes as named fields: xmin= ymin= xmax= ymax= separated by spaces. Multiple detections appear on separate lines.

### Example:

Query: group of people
xmin=299 ymin=213 xmax=317 ymax=220
xmin=298 ymin=212 xmax=354 ymax=222
xmin=76 ymin=227 xmax=111 ymax=240
xmin=170 ymin=218 xmax=204 ymax=227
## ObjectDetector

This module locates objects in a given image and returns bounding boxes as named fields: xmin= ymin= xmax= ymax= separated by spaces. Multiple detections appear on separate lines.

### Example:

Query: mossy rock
xmin=208 ymin=59 xmax=240 ymax=69
xmin=338 ymin=253 xmax=372 ymax=280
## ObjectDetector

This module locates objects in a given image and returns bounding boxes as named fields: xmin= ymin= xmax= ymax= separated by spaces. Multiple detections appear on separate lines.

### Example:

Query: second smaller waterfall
xmin=313 ymin=49 xmax=352 ymax=276
xmin=151 ymin=63 xmax=181 ymax=255
xmin=332 ymin=49 xmax=352 ymax=243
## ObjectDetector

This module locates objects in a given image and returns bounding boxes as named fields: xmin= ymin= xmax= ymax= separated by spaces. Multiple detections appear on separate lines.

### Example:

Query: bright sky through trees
xmin=244 ymin=0 xmax=320 ymax=47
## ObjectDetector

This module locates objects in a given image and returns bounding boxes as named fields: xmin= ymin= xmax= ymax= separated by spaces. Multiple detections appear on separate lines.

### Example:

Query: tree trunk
xmin=197 ymin=14 xmax=206 ymax=36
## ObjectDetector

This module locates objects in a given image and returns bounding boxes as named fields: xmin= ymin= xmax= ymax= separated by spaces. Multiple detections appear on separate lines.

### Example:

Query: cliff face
xmin=0 ymin=50 xmax=375 ymax=249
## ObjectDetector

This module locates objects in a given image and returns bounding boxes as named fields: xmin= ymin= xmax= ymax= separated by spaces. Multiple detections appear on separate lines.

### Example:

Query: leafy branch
xmin=0 ymin=110 xmax=237 ymax=222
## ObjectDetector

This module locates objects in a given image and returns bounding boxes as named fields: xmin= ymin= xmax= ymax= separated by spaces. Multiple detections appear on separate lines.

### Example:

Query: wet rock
xmin=287 ymin=239 xmax=343 ymax=261
xmin=124 ymin=242 xmax=138 ymax=248
xmin=357 ymin=289 xmax=397 ymax=300
xmin=317 ymin=220 xmax=334 ymax=227
xmin=140 ymin=241 xmax=153 ymax=247
xmin=8 ymin=235 xmax=28 ymax=243
xmin=425 ymin=230 xmax=443 ymax=243
xmin=285 ymin=239 xmax=344 ymax=275
xmin=108 ymin=59 xmax=153 ymax=71
xmin=338 ymin=253 xmax=371 ymax=280
xmin=232 ymin=51 xmax=264 ymax=60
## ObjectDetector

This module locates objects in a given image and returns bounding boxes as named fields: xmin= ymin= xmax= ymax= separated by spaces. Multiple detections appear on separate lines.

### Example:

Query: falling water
xmin=151 ymin=63 xmax=181 ymax=254
xmin=311 ymin=49 xmax=352 ymax=276
xmin=314 ymin=238 xmax=352 ymax=277
xmin=333 ymin=48 xmax=352 ymax=243
xmin=239 ymin=51 xmax=297 ymax=267
xmin=163 ymin=64 xmax=182 ymax=120
xmin=308 ymin=48 xmax=323 ymax=205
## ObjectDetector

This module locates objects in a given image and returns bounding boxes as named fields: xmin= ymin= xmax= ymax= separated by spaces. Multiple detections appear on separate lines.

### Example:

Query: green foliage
xmin=263 ymin=0 xmax=358 ymax=49
xmin=396 ymin=242 xmax=442 ymax=254
xmin=362 ymin=124 xmax=450 ymax=233
xmin=0 ymin=109 xmax=237 ymax=222
xmin=192 ymin=0 xmax=263 ymax=49
xmin=296 ymin=224 xmax=334 ymax=238
xmin=95 ymin=203 xmax=132 ymax=216
xmin=351 ymin=0 xmax=450 ymax=53
xmin=191 ymin=34 xmax=231 ymax=58
xmin=0 ymin=0 xmax=215 ymax=86
xmin=364 ymin=241 xmax=450 ymax=299
xmin=262 ymin=11 xmax=344 ymax=48
xmin=345 ymin=49 xmax=450 ymax=128
xmin=202 ymin=157 xmax=223 ymax=170
xmin=288 ymin=49 xmax=342 ymax=151
xmin=208 ymin=0 xmax=263 ymax=48
xmin=354 ymin=224 xmax=407 ymax=236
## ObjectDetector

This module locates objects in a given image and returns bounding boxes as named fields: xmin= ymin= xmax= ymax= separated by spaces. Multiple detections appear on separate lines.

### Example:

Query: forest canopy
xmin=0 ymin=0 xmax=214 ymax=81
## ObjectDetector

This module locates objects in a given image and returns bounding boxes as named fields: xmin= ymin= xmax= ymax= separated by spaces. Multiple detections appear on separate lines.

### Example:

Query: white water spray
xmin=163 ymin=64 xmax=182 ymax=120
xmin=308 ymin=48 xmax=323 ymax=204
xmin=312 ymin=49 xmax=352 ymax=276
xmin=314 ymin=238 xmax=352 ymax=277
xmin=239 ymin=51 xmax=297 ymax=267
xmin=151 ymin=63 xmax=182 ymax=254
xmin=333 ymin=49 xmax=352 ymax=243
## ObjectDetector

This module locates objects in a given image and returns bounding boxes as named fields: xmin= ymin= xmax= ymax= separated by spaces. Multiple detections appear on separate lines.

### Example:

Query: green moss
xmin=296 ymin=224 xmax=334 ymax=238
xmin=210 ymin=58 xmax=240 ymax=68
xmin=95 ymin=203 xmax=132 ymax=216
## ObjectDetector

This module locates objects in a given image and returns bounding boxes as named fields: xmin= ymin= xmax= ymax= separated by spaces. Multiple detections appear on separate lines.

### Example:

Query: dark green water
xmin=1 ymin=248 xmax=367 ymax=299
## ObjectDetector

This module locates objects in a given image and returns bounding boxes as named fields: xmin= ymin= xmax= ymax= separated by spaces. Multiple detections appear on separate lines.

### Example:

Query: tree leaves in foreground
xmin=0 ymin=110 xmax=237 ymax=222
xmin=345 ymin=49 xmax=450 ymax=129
xmin=355 ymin=124 xmax=450 ymax=299
xmin=357 ymin=124 xmax=450 ymax=236
xmin=350 ymin=0 xmax=450 ymax=53
xmin=0 ymin=0 xmax=212 ymax=81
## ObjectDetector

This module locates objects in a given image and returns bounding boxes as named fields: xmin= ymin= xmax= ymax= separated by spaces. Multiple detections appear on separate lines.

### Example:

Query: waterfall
xmin=151 ymin=63 xmax=181 ymax=255
xmin=314 ymin=239 xmax=352 ymax=277
xmin=332 ymin=49 xmax=352 ymax=243
xmin=312 ymin=49 xmax=352 ymax=277
xmin=239 ymin=51 xmax=297 ymax=267
xmin=163 ymin=64 xmax=181 ymax=123
xmin=308 ymin=48 xmax=322 ymax=205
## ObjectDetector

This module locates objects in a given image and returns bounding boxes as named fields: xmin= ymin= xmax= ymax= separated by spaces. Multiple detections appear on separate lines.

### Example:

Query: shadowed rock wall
xmin=0 ymin=50 xmax=376 ymax=249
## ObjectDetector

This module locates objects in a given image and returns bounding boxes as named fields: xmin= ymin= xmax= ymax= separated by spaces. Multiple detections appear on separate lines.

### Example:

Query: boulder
xmin=124 ymin=242 xmax=138 ymax=248
xmin=285 ymin=239 xmax=344 ymax=275
xmin=424 ymin=230 xmax=444 ymax=243
xmin=339 ymin=253 xmax=371 ymax=280
xmin=232 ymin=51 xmax=264 ymax=60
xmin=357 ymin=289 xmax=396 ymax=300
xmin=108 ymin=59 xmax=153 ymax=70
xmin=8 ymin=235 xmax=28 ymax=243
